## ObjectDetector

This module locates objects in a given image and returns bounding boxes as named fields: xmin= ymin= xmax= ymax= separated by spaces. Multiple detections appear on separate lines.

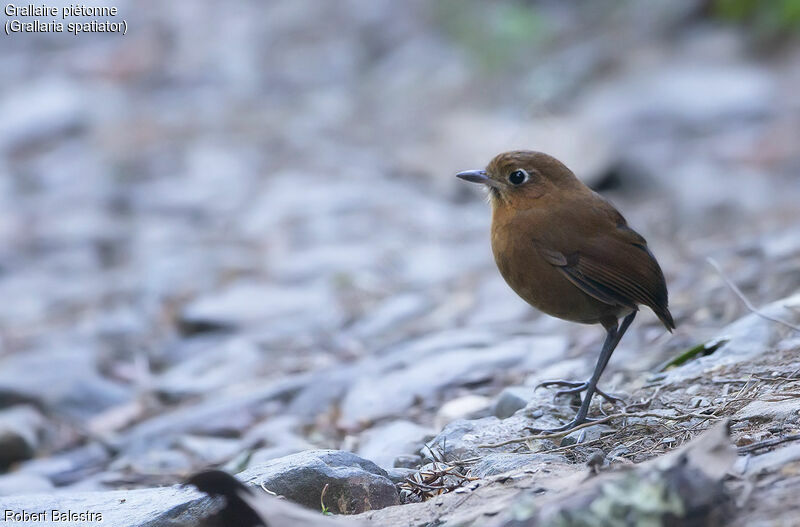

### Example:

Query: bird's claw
xmin=528 ymin=416 xmax=600 ymax=434
xmin=536 ymin=379 xmax=623 ymax=405
xmin=536 ymin=379 xmax=584 ymax=390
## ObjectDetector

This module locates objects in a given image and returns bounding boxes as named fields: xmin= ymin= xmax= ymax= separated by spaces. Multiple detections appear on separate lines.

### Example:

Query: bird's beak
xmin=456 ymin=169 xmax=490 ymax=184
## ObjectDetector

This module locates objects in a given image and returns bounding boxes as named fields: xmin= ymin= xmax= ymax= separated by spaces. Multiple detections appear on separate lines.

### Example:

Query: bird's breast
xmin=490 ymin=212 xmax=620 ymax=325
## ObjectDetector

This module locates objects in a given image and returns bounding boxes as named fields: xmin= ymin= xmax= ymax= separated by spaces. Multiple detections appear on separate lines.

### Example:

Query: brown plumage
xmin=457 ymin=150 xmax=674 ymax=431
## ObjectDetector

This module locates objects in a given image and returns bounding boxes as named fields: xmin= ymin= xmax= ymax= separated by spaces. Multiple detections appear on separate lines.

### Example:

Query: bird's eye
xmin=508 ymin=169 xmax=528 ymax=185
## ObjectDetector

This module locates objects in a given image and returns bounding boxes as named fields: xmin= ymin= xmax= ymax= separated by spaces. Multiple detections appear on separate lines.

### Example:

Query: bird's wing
xmin=533 ymin=197 xmax=674 ymax=329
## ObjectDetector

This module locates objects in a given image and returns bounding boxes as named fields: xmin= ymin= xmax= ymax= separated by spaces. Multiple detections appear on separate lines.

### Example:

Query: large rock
xmin=238 ymin=450 xmax=399 ymax=514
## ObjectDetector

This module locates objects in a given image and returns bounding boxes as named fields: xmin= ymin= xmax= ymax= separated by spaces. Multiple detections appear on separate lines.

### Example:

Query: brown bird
xmin=457 ymin=151 xmax=674 ymax=431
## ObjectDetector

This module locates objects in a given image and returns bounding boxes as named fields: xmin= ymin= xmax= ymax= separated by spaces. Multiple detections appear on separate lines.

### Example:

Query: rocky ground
xmin=1 ymin=1 xmax=800 ymax=526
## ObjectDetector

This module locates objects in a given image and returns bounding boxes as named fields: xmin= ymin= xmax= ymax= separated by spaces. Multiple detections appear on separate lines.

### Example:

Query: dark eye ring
xmin=508 ymin=169 xmax=528 ymax=185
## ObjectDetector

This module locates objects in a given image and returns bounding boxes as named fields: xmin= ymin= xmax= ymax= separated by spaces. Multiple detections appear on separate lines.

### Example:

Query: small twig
xmin=260 ymin=481 xmax=279 ymax=497
xmin=480 ymin=411 xmax=718 ymax=448
xmin=320 ymin=483 xmax=330 ymax=514
xmin=738 ymin=434 xmax=800 ymax=454
xmin=404 ymin=478 xmax=450 ymax=492
xmin=540 ymin=435 xmax=607 ymax=454
xmin=623 ymin=386 xmax=662 ymax=411
xmin=707 ymin=257 xmax=800 ymax=332
xmin=753 ymin=376 xmax=800 ymax=383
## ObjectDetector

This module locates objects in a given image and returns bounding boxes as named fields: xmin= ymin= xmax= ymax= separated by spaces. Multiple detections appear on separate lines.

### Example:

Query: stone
xmin=735 ymin=399 xmax=800 ymax=424
xmin=356 ymin=420 xmax=434 ymax=470
xmin=245 ymin=446 xmax=309 ymax=468
xmin=123 ymin=374 xmax=309 ymax=450
xmin=179 ymin=280 xmax=342 ymax=335
xmin=583 ymin=64 xmax=774 ymax=130
xmin=155 ymin=336 xmax=266 ymax=400
xmin=238 ymin=450 xmax=399 ymax=514
xmin=664 ymin=293 xmax=800 ymax=383
xmin=339 ymin=336 xmax=567 ymax=429
xmin=0 ymin=405 xmax=45 ymax=467
xmin=493 ymin=386 xmax=537 ymax=419
xmin=109 ymin=449 xmax=194 ymax=477
xmin=286 ymin=366 xmax=356 ymax=420
xmin=466 ymin=275 xmax=533 ymax=326
xmin=0 ymin=348 xmax=131 ymax=420
xmin=0 ymin=472 xmax=53 ymax=496
xmin=0 ymin=80 xmax=87 ymax=152
xmin=238 ymin=416 xmax=315 ymax=467
xmin=0 ymin=486 xmax=218 ymax=527
xmin=348 ymin=293 xmax=430 ymax=339
xmin=435 ymin=395 xmax=493 ymax=429
xmin=469 ymin=453 xmax=566 ymax=479
xmin=741 ymin=441 xmax=800 ymax=476
xmin=18 ymin=443 xmax=110 ymax=487
xmin=385 ymin=467 xmax=417 ymax=484
xmin=427 ymin=411 xmax=563 ymax=460
xmin=242 ymin=415 xmax=310 ymax=449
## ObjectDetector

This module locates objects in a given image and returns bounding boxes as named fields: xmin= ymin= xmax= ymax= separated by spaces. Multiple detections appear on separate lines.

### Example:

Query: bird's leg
xmin=532 ymin=311 xmax=636 ymax=433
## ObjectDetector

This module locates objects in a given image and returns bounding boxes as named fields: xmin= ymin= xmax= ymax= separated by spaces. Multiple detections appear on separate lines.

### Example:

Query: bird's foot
xmin=535 ymin=379 xmax=623 ymax=405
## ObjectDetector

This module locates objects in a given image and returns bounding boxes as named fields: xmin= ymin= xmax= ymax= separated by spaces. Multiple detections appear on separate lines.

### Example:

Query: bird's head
xmin=456 ymin=150 xmax=580 ymax=208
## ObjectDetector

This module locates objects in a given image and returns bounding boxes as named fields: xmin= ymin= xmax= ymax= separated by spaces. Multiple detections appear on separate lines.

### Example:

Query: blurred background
xmin=0 ymin=0 xmax=799 ymax=494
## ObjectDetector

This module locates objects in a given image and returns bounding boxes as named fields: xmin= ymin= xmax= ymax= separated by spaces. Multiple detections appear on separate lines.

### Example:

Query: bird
xmin=457 ymin=150 xmax=674 ymax=432
xmin=185 ymin=470 xmax=364 ymax=527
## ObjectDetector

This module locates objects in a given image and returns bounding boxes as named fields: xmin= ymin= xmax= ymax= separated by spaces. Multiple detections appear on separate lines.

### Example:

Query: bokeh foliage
xmin=712 ymin=0 xmax=800 ymax=37
xmin=433 ymin=0 xmax=548 ymax=70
